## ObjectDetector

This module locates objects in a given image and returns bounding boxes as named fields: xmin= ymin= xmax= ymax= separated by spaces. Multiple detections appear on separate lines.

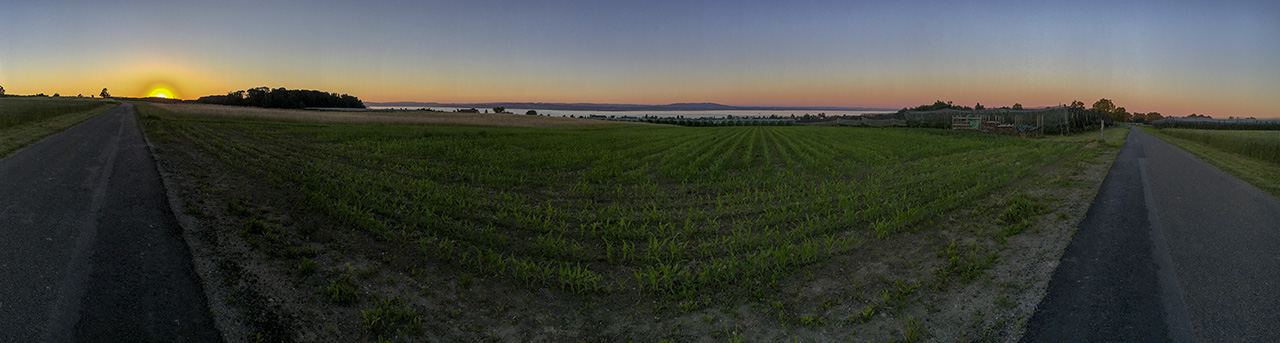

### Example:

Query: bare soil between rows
xmin=145 ymin=122 xmax=1122 ymax=342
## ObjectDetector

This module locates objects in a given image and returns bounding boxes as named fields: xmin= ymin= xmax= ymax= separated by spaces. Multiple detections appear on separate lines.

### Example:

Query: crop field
xmin=0 ymin=97 xmax=116 ymax=156
xmin=136 ymin=102 xmax=1119 ymax=341
xmin=1145 ymin=127 xmax=1280 ymax=197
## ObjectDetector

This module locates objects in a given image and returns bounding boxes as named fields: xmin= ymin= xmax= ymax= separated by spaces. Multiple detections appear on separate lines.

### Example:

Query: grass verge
xmin=0 ymin=97 xmax=117 ymax=157
xmin=1141 ymin=127 xmax=1280 ymax=198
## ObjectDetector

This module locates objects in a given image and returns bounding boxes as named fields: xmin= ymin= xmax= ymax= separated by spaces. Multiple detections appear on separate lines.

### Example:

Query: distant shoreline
xmin=364 ymin=101 xmax=892 ymax=112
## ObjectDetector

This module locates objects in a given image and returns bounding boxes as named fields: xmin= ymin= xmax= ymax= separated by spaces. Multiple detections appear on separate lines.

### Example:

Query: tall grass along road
xmin=1024 ymin=127 xmax=1280 ymax=342
xmin=0 ymin=103 xmax=220 ymax=341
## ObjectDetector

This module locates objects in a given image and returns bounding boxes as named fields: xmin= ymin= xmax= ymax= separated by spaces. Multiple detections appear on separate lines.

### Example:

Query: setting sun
xmin=146 ymin=87 xmax=174 ymax=99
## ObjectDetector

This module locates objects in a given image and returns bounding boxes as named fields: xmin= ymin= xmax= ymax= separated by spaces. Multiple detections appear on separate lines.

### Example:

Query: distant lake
xmin=367 ymin=106 xmax=894 ymax=119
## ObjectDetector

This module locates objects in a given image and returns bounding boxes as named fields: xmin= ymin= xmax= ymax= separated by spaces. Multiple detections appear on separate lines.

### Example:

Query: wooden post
xmin=1100 ymin=119 xmax=1105 ymax=142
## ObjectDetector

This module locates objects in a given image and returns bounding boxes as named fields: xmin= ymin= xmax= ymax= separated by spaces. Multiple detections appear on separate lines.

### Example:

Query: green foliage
xmin=298 ymin=257 xmax=318 ymax=275
xmin=1158 ymin=129 xmax=1280 ymax=165
xmin=0 ymin=98 xmax=115 ymax=156
xmin=0 ymin=98 xmax=111 ymax=129
xmin=362 ymin=298 xmax=422 ymax=338
xmin=1153 ymin=118 xmax=1280 ymax=130
xmin=142 ymin=107 xmax=1081 ymax=300
xmin=325 ymin=275 xmax=360 ymax=304
xmin=997 ymin=194 xmax=1050 ymax=224
xmin=935 ymin=240 xmax=998 ymax=283
xmin=493 ymin=106 xmax=505 ymax=114
xmin=1090 ymin=98 xmax=1116 ymax=116
xmin=902 ymin=316 xmax=923 ymax=342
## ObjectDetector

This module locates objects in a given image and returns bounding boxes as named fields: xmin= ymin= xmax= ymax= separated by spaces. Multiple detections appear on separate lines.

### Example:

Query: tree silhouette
xmin=1012 ymin=103 xmax=1023 ymax=110
xmin=1090 ymin=98 xmax=1115 ymax=115
xmin=975 ymin=103 xmax=984 ymax=110
xmin=493 ymin=107 xmax=505 ymax=114
xmin=219 ymin=87 xmax=363 ymax=109
xmin=100 ymin=88 xmax=111 ymax=98
xmin=1069 ymin=100 xmax=1085 ymax=109
xmin=0 ymin=85 xmax=5 ymax=96
xmin=526 ymin=110 xmax=537 ymax=115
xmin=1113 ymin=107 xmax=1129 ymax=122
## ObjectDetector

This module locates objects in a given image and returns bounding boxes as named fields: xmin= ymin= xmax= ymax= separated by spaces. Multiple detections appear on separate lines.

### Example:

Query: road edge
xmin=130 ymin=102 xmax=237 ymax=343
xmin=1012 ymin=129 xmax=1131 ymax=342
xmin=1137 ymin=156 xmax=1194 ymax=343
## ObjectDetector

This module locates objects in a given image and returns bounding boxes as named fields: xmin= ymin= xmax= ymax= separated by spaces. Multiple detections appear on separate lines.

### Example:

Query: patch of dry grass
xmin=147 ymin=102 xmax=640 ymax=128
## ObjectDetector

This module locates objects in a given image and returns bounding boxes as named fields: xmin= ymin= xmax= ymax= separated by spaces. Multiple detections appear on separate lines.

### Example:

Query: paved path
xmin=1023 ymin=127 xmax=1280 ymax=342
xmin=0 ymin=103 xmax=221 ymax=342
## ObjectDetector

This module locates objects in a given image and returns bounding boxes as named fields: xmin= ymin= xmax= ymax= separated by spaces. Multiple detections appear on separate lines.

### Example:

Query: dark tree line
xmin=200 ymin=87 xmax=364 ymax=109
xmin=900 ymin=100 xmax=1020 ymax=112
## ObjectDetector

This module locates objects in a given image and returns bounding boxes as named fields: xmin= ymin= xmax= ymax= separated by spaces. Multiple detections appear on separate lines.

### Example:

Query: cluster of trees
xmin=641 ymin=118 xmax=794 ymax=127
xmin=200 ymin=87 xmax=363 ymax=109
xmin=901 ymin=100 xmax=1021 ymax=112
xmin=1072 ymin=98 xmax=1162 ymax=123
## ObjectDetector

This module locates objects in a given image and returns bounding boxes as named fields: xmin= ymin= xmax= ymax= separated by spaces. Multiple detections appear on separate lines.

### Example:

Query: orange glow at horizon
xmin=4 ymin=60 xmax=1274 ymax=118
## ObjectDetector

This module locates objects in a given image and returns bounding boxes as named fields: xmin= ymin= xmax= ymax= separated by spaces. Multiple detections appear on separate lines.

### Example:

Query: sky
xmin=1 ymin=0 xmax=1277 ymax=117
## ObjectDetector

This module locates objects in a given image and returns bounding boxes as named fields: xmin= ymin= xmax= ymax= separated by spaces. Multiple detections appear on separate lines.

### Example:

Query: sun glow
xmin=146 ymin=87 xmax=175 ymax=99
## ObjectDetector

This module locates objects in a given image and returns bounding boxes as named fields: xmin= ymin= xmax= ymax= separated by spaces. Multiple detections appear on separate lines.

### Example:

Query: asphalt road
xmin=0 ymin=103 xmax=220 ymax=342
xmin=1023 ymin=127 xmax=1280 ymax=342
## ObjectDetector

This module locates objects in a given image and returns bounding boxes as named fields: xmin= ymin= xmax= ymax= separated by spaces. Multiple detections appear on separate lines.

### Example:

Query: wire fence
xmin=1151 ymin=118 xmax=1280 ymax=130
xmin=885 ymin=107 xmax=1112 ymax=134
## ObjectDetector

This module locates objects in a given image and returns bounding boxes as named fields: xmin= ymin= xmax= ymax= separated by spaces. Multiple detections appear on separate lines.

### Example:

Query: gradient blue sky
xmin=1 ymin=0 xmax=1277 ymax=117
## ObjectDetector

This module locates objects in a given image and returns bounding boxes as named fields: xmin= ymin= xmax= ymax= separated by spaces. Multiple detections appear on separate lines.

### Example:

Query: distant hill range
xmin=365 ymin=101 xmax=893 ymax=112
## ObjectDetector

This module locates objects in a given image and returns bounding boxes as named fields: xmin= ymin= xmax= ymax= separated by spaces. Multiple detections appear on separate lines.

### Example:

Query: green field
xmin=137 ymin=102 xmax=1119 ymax=341
xmin=0 ymin=97 xmax=116 ymax=156
xmin=1144 ymin=127 xmax=1280 ymax=197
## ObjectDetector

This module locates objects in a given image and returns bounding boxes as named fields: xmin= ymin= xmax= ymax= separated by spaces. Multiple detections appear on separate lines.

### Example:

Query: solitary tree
xmin=100 ymin=88 xmax=111 ymax=98
xmin=1012 ymin=103 xmax=1023 ymax=110
xmin=525 ymin=110 xmax=538 ymax=115
xmin=53 ymin=93 xmax=60 ymax=97
xmin=493 ymin=107 xmax=505 ymax=114
xmin=1091 ymin=98 xmax=1116 ymax=115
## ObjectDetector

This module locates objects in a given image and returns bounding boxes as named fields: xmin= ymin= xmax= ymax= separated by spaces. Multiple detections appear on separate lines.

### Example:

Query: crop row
xmin=146 ymin=112 xmax=1075 ymax=297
